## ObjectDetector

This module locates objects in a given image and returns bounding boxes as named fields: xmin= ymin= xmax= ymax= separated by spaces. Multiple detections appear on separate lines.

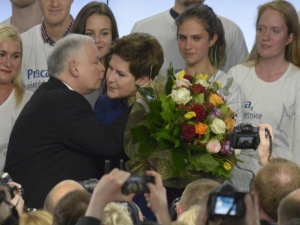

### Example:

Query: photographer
xmin=196 ymin=183 xmax=260 ymax=225
xmin=0 ymin=184 xmax=22 ymax=225
xmin=256 ymin=124 xmax=274 ymax=167
xmin=75 ymin=169 xmax=172 ymax=225
xmin=230 ymin=123 xmax=274 ymax=192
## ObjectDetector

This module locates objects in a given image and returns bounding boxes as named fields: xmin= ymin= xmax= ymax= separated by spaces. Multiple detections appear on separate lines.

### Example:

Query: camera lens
xmin=0 ymin=173 xmax=12 ymax=183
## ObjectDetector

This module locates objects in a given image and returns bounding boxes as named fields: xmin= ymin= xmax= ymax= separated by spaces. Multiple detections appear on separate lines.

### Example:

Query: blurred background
xmin=1 ymin=0 xmax=300 ymax=51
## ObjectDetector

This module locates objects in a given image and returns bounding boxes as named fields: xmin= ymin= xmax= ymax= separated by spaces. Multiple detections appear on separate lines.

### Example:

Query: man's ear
xmin=69 ymin=61 xmax=79 ymax=78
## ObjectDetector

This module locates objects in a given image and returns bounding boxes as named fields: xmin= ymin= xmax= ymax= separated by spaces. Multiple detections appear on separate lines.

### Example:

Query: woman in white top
xmin=228 ymin=0 xmax=300 ymax=191
xmin=0 ymin=25 xmax=32 ymax=173
xmin=176 ymin=3 xmax=227 ymax=80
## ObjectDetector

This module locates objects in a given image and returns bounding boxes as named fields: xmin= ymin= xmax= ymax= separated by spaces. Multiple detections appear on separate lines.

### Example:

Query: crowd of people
xmin=1 ymin=0 xmax=300 ymax=224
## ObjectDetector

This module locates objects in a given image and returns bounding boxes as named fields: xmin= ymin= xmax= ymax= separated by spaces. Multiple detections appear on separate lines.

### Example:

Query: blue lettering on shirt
xmin=27 ymin=69 xmax=48 ymax=79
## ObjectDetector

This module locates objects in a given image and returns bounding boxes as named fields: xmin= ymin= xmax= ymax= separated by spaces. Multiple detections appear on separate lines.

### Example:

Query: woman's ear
xmin=209 ymin=34 xmax=218 ymax=47
xmin=135 ymin=75 xmax=150 ymax=86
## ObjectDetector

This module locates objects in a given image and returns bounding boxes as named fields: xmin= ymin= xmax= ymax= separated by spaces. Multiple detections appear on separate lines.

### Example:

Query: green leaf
xmin=153 ymin=130 xmax=171 ymax=141
xmin=131 ymin=125 xmax=150 ymax=143
xmin=161 ymin=110 xmax=173 ymax=122
xmin=172 ymin=148 xmax=188 ymax=173
xmin=219 ymin=77 xmax=233 ymax=96
xmin=138 ymin=138 xmax=157 ymax=157
xmin=166 ymin=63 xmax=175 ymax=95
xmin=135 ymin=85 xmax=156 ymax=100
xmin=194 ymin=93 xmax=204 ymax=104
xmin=189 ymin=153 xmax=219 ymax=172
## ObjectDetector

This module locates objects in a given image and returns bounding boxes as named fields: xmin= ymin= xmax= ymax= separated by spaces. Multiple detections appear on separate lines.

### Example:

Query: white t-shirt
xmin=0 ymin=89 xmax=32 ymax=173
xmin=228 ymin=63 xmax=300 ymax=191
xmin=20 ymin=24 xmax=53 ymax=92
xmin=131 ymin=10 xmax=249 ymax=74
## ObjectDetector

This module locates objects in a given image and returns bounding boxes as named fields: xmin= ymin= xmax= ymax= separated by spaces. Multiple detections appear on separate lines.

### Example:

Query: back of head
xmin=177 ymin=205 xmax=200 ymax=225
xmin=175 ymin=3 xmax=226 ymax=68
xmin=102 ymin=202 xmax=133 ymax=225
xmin=52 ymin=189 xmax=91 ymax=225
xmin=179 ymin=178 xmax=220 ymax=212
xmin=19 ymin=210 xmax=53 ymax=225
xmin=110 ymin=32 xmax=164 ymax=80
xmin=253 ymin=158 xmax=300 ymax=221
xmin=247 ymin=0 xmax=300 ymax=67
xmin=47 ymin=33 xmax=94 ymax=77
xmin=0 ymin=25 xmax=24 ymax=104
xmin=44 ymin=179 xmax=85 ymax=214
xmin=278 ymin=188 xmax=300 ymax=225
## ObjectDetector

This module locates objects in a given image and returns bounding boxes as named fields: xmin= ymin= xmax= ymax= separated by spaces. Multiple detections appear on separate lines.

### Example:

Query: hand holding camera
xmin=229 ymin=123 xmax=273 ymax=165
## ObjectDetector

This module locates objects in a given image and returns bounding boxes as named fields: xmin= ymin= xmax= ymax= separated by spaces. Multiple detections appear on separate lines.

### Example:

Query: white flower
xmin=171 ymin=88 xmax=192 ymax=105
xmin=235 ymin=149 xmax=241 ymax=155
xmin=194 ymin=79 xmax=209 ymax=87
xmin=206 ymin=139 xmax=221 ymax=153
xmin=174 ymin=78 xmax=191 ymax=88
xmin=210 ymin=118 xmax=226 ymax=134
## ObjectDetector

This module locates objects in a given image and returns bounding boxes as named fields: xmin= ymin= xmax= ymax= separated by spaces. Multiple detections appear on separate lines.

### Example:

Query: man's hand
xmin=144 ymin=170 xmax=171 ymax=225
xmin=84 ymin=168 xmax=135 ymax=221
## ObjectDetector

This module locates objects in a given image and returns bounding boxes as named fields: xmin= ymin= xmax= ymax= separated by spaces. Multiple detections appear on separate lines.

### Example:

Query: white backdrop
xmin=1 ymin=0 xmax=300 ymax=51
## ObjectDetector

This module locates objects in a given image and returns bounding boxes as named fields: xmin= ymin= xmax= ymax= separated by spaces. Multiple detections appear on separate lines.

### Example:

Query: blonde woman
xmin=19 ymin=210 xmax=53 ymax=225
xmin=0 ymin=25 xmax=32 ymax=173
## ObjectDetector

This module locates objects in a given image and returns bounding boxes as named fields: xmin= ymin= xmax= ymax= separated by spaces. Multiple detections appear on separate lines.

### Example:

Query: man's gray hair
xmin=47 ymin=34 xmax=94 ymax=77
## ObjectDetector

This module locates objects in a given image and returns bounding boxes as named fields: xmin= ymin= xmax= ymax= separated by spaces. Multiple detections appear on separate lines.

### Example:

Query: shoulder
xmin=217 ymin=15 xmax=241 ymax=30
xmin=21 ymin=24 xmax=41 ymax=39
xmin=131 ymin=10 xmax=171 ymax=32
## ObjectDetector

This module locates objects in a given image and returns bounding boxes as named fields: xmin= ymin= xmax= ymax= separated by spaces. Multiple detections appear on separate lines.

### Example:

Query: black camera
xmin=77 ymin=179 xmax=98 ymax=193
xmin=229 ymin=123 xmax=260 ymax=150
xmin=0 ymin=172 xmax=24 ymax=198
xmin=121 ymin=176 xmax=155 ymax=195
xmin=207 ymin=183 xmax=246 ymax=219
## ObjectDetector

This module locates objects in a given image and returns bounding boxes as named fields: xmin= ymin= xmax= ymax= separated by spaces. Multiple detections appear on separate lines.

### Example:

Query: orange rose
xmin=195 ymin=122 xmax=208 ymax=135
xmin=209 ymin=93 xmax=223 ymax=106
xmin=225 ymin=117 xmax=235 ymax=131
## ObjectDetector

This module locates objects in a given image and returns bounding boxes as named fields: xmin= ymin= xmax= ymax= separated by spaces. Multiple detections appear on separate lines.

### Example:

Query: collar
xmin=170 ymin=8 xmax=180 ymax=20
xmin=41 ymin=16 xmax=74 ymax=46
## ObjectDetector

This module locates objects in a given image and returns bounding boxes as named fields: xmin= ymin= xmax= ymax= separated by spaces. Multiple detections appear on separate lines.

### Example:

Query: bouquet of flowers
xmin=130 ymin=66 xmax=238 ymax=185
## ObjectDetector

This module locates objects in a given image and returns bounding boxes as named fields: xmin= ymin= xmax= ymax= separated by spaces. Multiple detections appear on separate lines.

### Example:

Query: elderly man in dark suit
xmin=4 ymin=34 xmax=130 ymax=209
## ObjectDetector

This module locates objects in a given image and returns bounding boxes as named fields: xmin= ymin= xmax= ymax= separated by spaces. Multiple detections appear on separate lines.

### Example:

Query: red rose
xmin=183 ymin=74 xmax=194 ymax=83
xmin=193 ymin=104 xmax=206 ymax=121
xmin=181 ymin=123 xmax=196 ymax=141
xmin=191 ymin=83 xmax=205 ymax=95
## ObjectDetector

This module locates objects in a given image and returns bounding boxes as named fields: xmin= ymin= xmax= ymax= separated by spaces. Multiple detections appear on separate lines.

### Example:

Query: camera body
xmin=207 ymin=183 xmax=246 ymax=219
xmin=229 ymin=123 xmax=260 ymax=150
xmin=0 ymin=172 xmax=24 ymax=197
xmin=77 ymin=179 xmax=98 ymax=193
xmin=121 ymin=176 xmax=155 ymax=195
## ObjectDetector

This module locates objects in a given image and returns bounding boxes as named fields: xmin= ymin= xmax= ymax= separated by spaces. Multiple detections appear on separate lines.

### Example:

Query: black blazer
xmin=4 ymin=77 xmax=130 ymax=208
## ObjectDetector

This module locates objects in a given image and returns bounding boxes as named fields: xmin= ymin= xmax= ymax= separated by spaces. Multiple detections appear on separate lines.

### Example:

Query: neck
xmin=255 ymin=57 xmax=289 ymax=82
xmin=185 ymin=60 xmax=217 ymax=77
xmin=0 ymin=85 xmax=14 ymax=106
xmin=172 ymin=3 xmax=186 ymax=14
xmin=44 ymin=15 xmax=71 ymax=42
xmin=11 ymin=1 xmax=42 ymax=33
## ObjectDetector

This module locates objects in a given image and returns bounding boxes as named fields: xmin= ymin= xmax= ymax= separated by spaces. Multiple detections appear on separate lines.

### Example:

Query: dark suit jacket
xmin=4 ymin=77 xmax=130 ymax=209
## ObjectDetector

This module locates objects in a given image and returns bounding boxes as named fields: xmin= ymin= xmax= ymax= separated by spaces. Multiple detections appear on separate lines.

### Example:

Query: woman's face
xmin=178 ymin=18 xmax=216 ymax=68
xmin=106 ymin=54 xmax=146 ymax=99
xmin=85 ymin=13 xmax=113 ymax=65
xmin=256 ymin=9 xmax=293 ymax=60
xmin=0 ymin=39 xmax=21 ymax=86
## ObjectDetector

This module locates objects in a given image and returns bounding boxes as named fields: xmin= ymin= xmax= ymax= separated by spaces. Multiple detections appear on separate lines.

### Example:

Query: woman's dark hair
xmin=110 ymin=32 xmax=164 ymax=80
xmin=72 ymin=1 xmax=119 ymax=70
xmin=176 ymin=3 xmax=226 ymax=69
